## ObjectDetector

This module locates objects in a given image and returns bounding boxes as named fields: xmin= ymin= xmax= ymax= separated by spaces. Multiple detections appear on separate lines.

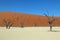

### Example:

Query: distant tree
xmin=33 ymin=17 xmax=40 ymax=27
xmin=20 ymin=16 xmax=24 ymax=28
xmin=3 ymin=19 xmax=13 ymax=29
xmin=44 ymin=13 xmax=55 ymax=31
xmin=20 ymin=21 xmax=24 ymax=28
xmin=33 ymin=22 xmax=37 ymax=26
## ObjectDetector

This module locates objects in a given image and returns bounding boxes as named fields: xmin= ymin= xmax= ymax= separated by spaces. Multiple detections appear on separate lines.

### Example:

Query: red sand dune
xmin=0 ymin=12 xmax=60 ymax=27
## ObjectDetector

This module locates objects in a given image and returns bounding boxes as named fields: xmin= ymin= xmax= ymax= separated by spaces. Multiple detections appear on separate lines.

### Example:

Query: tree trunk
xmin=50 ymin=24 xmax=52 ymax=31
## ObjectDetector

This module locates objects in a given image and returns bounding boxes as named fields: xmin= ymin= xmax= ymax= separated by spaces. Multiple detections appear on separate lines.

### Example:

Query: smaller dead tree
xmin=33 ymin=17 xmax=40 ymax=27
xmin=20 ymin=22 xmax=24 ymax=28
xmin=33 ymin=22 xmax=37 ymax=26
xmin=3 ymin=19 xmax=13 ymax=29
xmin=19 ymin=15 xmax=25 ymax=28
xmin=44 ymin=13 xmax=55 ymax=31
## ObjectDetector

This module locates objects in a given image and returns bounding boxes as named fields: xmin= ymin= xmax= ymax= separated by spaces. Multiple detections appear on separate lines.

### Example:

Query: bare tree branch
xmin=44 ymin=12 xmax=55 ymax=31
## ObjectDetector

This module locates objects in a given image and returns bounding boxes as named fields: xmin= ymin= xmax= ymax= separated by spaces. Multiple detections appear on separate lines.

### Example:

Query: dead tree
xmin=34 ymin=17 xmax=40 ymax=27
xmin=3 ymin=19 xmax=13 ymax=29
xmin=33 ymin=22 xmax=37 ymax=26
xmin=20 ymin=21 xmax=24 ymax=28
xmin=20 ymin=16 xmax=24 ymax=28
xmin=44 ymin=13 xmax=55 ymax=31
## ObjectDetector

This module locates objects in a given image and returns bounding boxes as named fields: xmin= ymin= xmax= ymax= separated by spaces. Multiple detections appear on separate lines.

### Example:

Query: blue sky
xmin=0 ymin=0 xmax=60 ymax=16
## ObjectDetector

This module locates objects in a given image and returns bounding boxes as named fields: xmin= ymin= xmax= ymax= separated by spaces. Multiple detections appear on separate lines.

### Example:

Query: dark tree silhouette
xmin=44 ymin=13 xmax=55 ymax=31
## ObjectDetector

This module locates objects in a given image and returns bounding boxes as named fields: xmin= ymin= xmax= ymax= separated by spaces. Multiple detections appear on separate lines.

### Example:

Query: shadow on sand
xmin=48 ymin=30 xmax=60 ymax=32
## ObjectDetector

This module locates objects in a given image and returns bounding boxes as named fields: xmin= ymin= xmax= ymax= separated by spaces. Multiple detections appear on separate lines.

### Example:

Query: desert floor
xmin=0 ymin=27 xmax=60 ymax=40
